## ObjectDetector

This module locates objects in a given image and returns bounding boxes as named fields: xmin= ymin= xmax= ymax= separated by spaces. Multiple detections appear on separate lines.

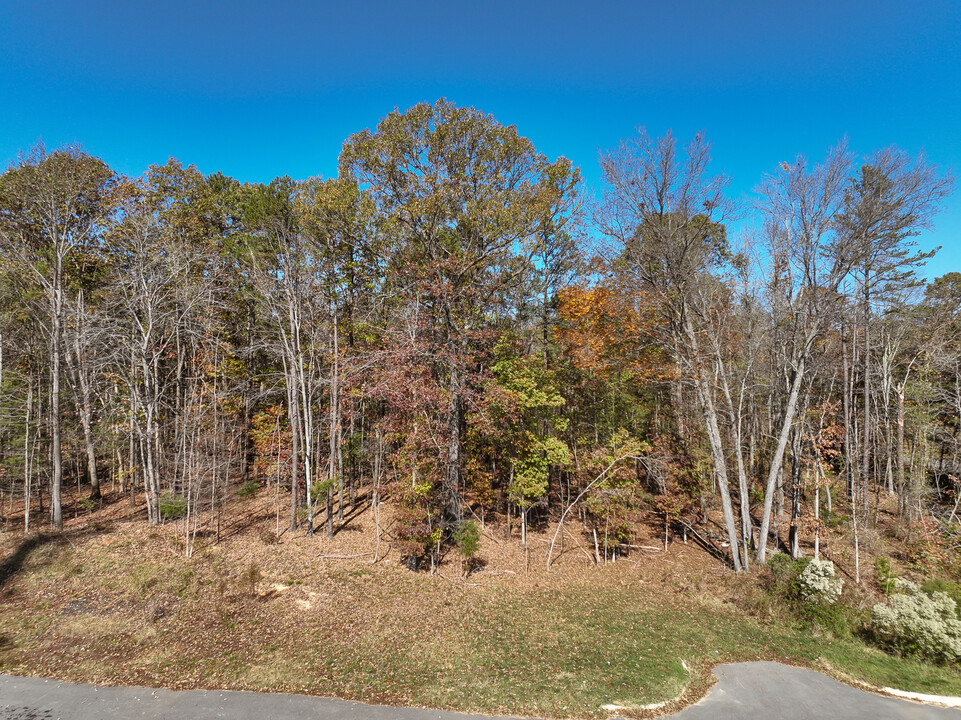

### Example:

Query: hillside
xmin=0 ymin=482 xmax=959 ymax=719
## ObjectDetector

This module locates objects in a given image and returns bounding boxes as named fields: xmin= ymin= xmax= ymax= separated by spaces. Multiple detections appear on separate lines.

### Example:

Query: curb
xmin=881 ymin=687 xmax=961 ymax=708
xmin=814 ymin=658 xmax=961 ymax=709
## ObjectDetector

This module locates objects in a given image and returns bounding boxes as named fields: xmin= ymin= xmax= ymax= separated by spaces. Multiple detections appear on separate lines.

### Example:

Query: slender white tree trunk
xmin=757 ymin=356 xmax=807 ymax=563
xmin=684 ymin=316 xmax=743 ymax=571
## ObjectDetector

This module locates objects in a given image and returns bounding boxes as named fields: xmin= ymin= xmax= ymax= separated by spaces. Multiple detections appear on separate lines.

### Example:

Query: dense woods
xmin=1 ymin=99 xmax=957 ymax=578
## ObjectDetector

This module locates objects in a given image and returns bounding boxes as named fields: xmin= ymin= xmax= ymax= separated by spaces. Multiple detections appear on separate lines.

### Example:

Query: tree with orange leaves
xmin=555 ymin=282 xmax=673 ymax=384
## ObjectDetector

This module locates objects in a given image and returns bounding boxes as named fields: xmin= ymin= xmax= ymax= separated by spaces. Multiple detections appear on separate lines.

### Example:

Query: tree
xmin=239 ymin=177 xmax=321 ymax=533
xmin=0 ymin=145 xmax=117 ymax=530
xmin=340 ymin=99 xmax=578 ymax=542
xmin=837 ymin=149 xmax=952 ymax=520
xmin=487 ymin=343 xmax=571 ymax=548
xmin=296 ymin=176 xmax=379 ymax=532
xmin=597 ymin=129 xmax=747 ymax=571
xmin=752 ymin=144 xmax=857 ymax=563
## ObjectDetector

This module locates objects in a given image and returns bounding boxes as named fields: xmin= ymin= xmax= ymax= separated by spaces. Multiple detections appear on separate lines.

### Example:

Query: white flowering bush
xmin=872 ymin=580 xmax=961 ymax=664
xmin=797 ymin=558 xmax=843 ymax=605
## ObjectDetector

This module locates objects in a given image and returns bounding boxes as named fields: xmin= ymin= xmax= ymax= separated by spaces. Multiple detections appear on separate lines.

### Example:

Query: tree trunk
xmin=327 ymin=487 xmax=334 ymax=538
xmin=789 ymin=429 xmax=803 ymax=560
xmin=814 ymin=479 xmax=820 ymax=560
xmin=719 ymin=369 xmax=754 ymax=570
xmin=685 ymin=315 xmax=742 ymax=571
xmin=50 ymin=261 xmax=63 ymax=531
xmin=24 ymin=377 xmax=33 ymax=533
xmin=842 ymin=325 xmax=855 ymax=503
xmin=287 ymin=365 xmax=300 ymax=532
xmin=861 ymin=285 xmax=872 ymax=513
xmin=757 ymin=357 xmax=806 ymax=563
xmin=331 ymin=298 xmax=344 ymax=524
xmin=445 ymin=365 xmax=463 ymax=525
xmin=895 ymin=382 xmax=907 ymax=515
xmin=70 ymin=313 xmax=100 ymax=500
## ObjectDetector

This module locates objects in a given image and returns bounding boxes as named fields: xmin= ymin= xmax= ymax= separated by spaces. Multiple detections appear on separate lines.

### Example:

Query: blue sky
xmin=2 ymin=0 xmax=959 ymax=278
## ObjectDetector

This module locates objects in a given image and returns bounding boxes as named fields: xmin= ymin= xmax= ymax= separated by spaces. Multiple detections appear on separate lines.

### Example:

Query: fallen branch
xmin=675 ymin=520 xmax=730 ymax=567
xmin=317 ymin=552 xmax=375 ymax=559
xmin=563 ymin=529 xmax=596 ymax=564
xmin=621 ymin=544 xmax=662 ymax=551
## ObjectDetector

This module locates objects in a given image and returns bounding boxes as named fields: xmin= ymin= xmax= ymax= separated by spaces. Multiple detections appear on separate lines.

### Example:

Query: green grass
xmin=263 ymin=577 xmax=961 ymax=717
xmin=387 ymin=585 xmax=961 ymax=716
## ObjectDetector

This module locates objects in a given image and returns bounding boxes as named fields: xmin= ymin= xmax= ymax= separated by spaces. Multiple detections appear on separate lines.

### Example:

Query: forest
xmin=0 ymin=97 xmax=957 ymax=585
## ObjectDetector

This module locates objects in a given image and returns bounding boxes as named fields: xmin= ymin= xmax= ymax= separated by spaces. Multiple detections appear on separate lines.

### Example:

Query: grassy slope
xmin=0 ymin=493 xmax=959 ymax=719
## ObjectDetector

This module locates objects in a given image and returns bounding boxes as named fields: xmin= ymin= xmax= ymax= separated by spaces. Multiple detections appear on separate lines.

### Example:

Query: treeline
xmin=0 ymin=99 xmax=956 ymax=572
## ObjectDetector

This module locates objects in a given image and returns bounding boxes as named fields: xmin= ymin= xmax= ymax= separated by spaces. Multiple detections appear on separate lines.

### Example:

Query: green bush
xmin=236 ymin=481 xmax=260 ymax=498
xmin=159 ymin=493 xmax=188 ymax=521
xmin=453 ymin=520 xmax=481 ymax=560
xmin=311 ymin=477 xmax=335 ymax=499
xmin=800 ymin=599 xmax=854 ymax=639
xmin=822 ymin=508 xmax=846 ymax=529
xmin=764 ymin=553 xmax=812 ymax=600
xmin=872 ymin=580 xmax=961 ymax=664
xmin=762 ymin=554 xmax=855 ymax=637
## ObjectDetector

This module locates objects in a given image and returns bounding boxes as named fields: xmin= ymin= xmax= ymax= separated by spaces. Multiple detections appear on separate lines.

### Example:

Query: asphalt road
xmin=0 ymin=661 xmax=958 ymax=719
xmin=669 ymin=662 xmax=960 ymax=719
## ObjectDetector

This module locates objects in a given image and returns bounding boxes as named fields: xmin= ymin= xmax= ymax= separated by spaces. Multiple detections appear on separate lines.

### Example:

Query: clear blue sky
xmin=2 ymin=0 xmax=959 ymax=278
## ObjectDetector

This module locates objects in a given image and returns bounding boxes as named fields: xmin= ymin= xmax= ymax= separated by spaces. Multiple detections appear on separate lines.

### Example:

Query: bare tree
xmin=838 ymin=148 xmax=952 ymax=520
xmin=110 ymin=186 xmax=215 ymax=524
xmin=753 ymin=144 xmax=854 ymax=563
xmin=241 ymin=178 xmax=330 ymax=534
xmin=597 ymin=129 xmax=746 ymax=571
xmin=0 ymin=145 xmax=116 ymax=530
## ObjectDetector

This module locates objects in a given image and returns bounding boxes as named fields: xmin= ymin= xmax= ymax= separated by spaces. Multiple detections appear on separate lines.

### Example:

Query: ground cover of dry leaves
xmin=0 ymin=486 xmax=959 ymax=719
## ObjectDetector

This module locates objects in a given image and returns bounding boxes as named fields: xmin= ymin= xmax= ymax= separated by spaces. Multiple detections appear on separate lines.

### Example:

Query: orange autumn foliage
xmin=555 ymin=284 xmax=676 ymax=382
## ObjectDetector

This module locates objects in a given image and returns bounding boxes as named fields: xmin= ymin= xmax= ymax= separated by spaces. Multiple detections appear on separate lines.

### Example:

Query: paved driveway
xmin=0 ymin=662 xmax=958 ymax=719
xmin=668 ymin=662 xmax=960 ymax=719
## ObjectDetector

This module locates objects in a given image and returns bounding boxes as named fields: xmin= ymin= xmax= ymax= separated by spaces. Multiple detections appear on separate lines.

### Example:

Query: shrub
xmin=822 ymin=508 xmax=846 ymax=529
xmin=235 ymin=481 xmax=260 ymax=498
xmin=875 ymin=556 xmax=897 ymax=596
xmin=921 ymin=578 xmax=961 ymax=617
xmin=760 ymin=555 xmax=855 ymax=637
xmin=453 ymin=520 xmax=481 ymax=560
xmin=872 ymin=579 xmax=961 ymax=663
xmin=393 ymin=502 xmax=432 ymax=571
xmin=240 ymin=563 xmax=262 ymax=598
xmin=310 ymin=478 xmax=335 ymax=500
xmin=798 ymin=558 xmax=844 ymax=605
xmin=764 ymin=553 xmax=811 ymax=598
xmin=800 ymin=599 xmax=854 ymax=639
xmin=159 ymin=493 xmax=188 ymax=521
